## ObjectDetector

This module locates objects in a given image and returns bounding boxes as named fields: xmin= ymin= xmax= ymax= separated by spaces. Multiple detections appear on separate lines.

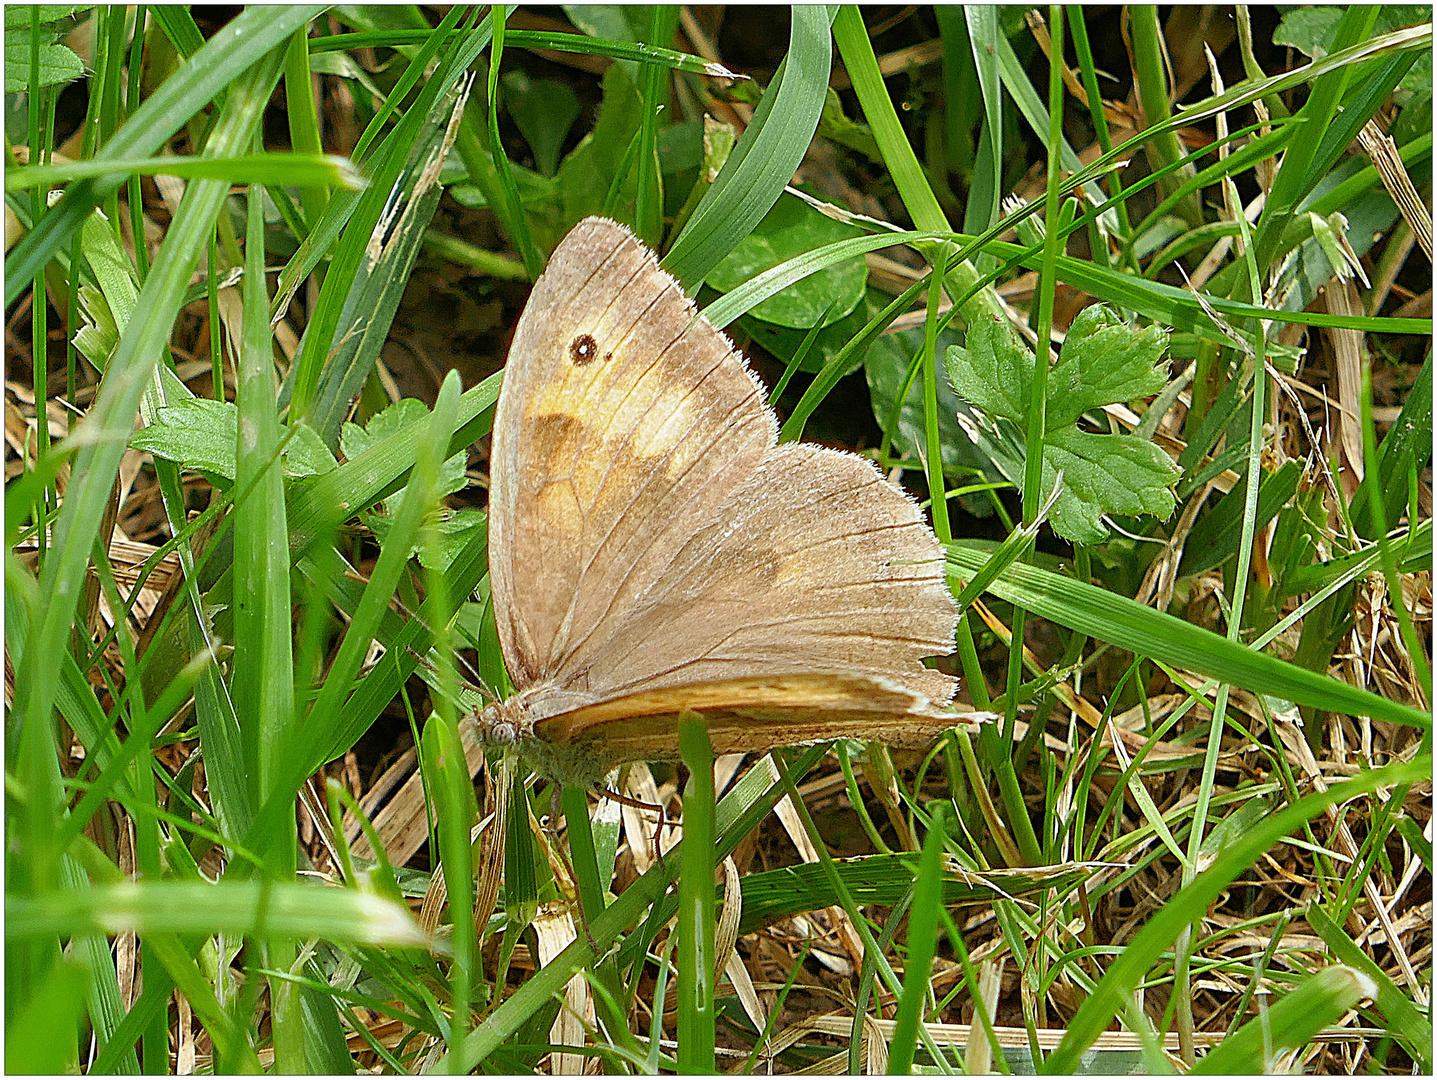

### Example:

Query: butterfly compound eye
xmin=569 ymin=334 xmax=600 ymax=366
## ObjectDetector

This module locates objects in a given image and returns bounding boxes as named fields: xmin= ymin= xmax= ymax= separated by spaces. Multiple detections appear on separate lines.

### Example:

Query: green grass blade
xmin=677 ymin=718 xmax=716 ymax=1073
xmin=15 ymin=44 xmax=288 ymax=898
xmin=1042 ymin=756 xmax=1431 ymax=1072
xmin=946 ymin=544 xmax=1431 ymax=730
xmin=6 ymin=152 xmax=363 ymax=191
xmin=662 ymin=5 xmax=831 ymax=288
xmin=886 ymin=806 xmax=949 ymax=1074
xmin=6 ymin=881 xmax=426 ymax=944
xmin=1306 ymin=902 xmax=1433 ymax=1068
xmin=5 ymin=6 xmax=322 ymax=304
xmin=1190 ymin=966 xmax=1379 ymax=1074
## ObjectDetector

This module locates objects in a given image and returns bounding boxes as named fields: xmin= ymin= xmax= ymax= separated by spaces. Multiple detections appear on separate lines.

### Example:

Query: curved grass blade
xmin=946 ymin=543 xmax=1430 ymax=730
xmin=662 ymin=5 xmax=831 ymax=288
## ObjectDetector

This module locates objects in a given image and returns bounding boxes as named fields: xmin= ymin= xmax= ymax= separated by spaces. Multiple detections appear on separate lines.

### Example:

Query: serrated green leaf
xmin=4 ymin=5 xmax=91 ymax=29
xmin=1047 ymin=306 xmax=1171 ymax=427
xmin=5 ymin=31 xmax=85 ymax=93
xmin=131 ymin=398 xmax=337 ymax=481
xmin=340 ymin=398 xmax=468 ymax=506
xmin=946 ymin=306 xmax=1179 ymax=543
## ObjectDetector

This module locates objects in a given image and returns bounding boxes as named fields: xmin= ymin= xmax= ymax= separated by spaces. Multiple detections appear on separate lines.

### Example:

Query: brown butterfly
xmin=477 ymin=217 xmax=975 ymax=786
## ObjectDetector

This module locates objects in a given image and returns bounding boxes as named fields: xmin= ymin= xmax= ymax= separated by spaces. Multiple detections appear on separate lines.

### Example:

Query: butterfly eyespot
xmin=569 ymin=334 xmax=600 ymax=366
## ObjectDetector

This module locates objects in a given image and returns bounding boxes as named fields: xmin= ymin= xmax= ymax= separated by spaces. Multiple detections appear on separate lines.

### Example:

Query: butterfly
xmin=477 ymin=217 xmax=975 ymax=787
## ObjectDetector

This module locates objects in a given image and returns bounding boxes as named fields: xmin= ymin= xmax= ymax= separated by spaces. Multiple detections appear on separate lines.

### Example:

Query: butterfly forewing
xmin=489 ymin=217 xmax=775 ymax=687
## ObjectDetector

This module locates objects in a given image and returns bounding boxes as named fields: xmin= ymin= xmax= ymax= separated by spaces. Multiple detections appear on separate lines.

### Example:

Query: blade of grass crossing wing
xmin=661 ymin=5 xmax=831 ymax=288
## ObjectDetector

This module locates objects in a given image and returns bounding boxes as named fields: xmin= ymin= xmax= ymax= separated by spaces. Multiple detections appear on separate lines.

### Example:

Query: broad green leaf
xmin=131 ymin=398 xmax=337 ymax=481
xmin=946 ymin=305 xmax=1178 ymax=543
xmin=1275 ymin=4 xmax=1432 ymax=93
xmin=865 ymin=299 xmax=1002 ymax=485
xmin=550 ymin=61 xmax=643 ymax=241
xmin=1273 ymin=7 xmax=1344 ymax=58
xmin=501 ymin=70 xmax=580 ymax=178
xmin=4 ymin=28 xmax=84 ymax=93
xmin=340 ymin=398 xmax=468 ymax=502
xmin=4 ymin=5 xmax=91 ymax=28
xmin=707 ymin=191 xmax=866 ymax=329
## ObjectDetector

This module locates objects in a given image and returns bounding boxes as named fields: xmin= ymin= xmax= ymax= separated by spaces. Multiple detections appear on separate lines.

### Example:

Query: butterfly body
xmin=479 ymin=217 xmax=967 ymax=786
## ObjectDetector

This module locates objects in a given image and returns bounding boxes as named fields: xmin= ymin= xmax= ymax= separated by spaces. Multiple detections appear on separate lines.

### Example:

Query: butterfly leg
xmin=593 ymin=784 xmax=670 ymax=872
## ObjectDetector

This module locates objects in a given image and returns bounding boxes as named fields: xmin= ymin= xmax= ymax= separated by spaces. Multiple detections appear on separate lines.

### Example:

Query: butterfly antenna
xmin=346 ymin=576 xmax=501 ymax=704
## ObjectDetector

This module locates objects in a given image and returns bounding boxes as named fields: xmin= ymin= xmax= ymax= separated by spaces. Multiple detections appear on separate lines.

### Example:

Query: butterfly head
xmin=475 ymin=696 xmax=528 ymax=747
xmin=474 ymin=684 xmax=598 ymax=748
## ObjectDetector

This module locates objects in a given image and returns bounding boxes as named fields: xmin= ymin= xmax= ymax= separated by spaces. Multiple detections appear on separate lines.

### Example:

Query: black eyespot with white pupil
xmin=570 ymin=334 xmax=600 ymax=365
